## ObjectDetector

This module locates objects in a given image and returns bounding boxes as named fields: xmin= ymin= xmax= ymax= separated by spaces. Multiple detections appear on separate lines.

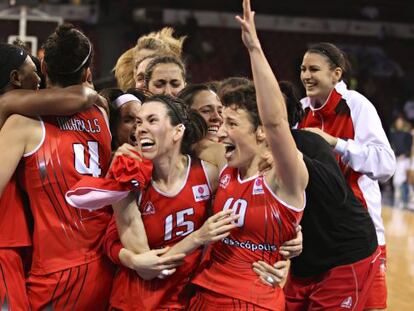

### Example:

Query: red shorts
xmin=284 ymin=247 xmax=381 ymax=311
xmin=27 ymin=256 xmax=115 ymax=311
xmin=188 ymin=287 xmax=278 ymax=311
xmin=364 ymin=245 xmax=387 ymax=310
xmin=0 ymin=248 xmax=30 ymax=311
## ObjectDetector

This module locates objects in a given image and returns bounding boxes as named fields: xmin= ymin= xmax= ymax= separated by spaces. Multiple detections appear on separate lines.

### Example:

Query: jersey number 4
xmin=164 ymin=208 xmax=195 ymax=241
xmin=73 ymin=141 xmax=102 ymax=177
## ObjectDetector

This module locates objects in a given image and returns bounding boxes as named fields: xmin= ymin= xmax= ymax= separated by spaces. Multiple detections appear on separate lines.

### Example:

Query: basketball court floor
xmin=382 ymin=206 xmax=414 ymax=310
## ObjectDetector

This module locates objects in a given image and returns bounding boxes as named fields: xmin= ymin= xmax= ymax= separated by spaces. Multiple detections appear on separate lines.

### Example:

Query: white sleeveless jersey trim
xmin=262 ymin=177 xmax=306 ymax=213
xmin=23 ymin=117 xmax=45 ymax=157
xmin=218 ymin=164 xmax=228 ymax=177
xmin=150 ymin=155 xmax=191 ymax=198
xmin=200 ymin=160 xmax=213 ymax=192
xmin=237 ymin=171 xmax=259 ymax=184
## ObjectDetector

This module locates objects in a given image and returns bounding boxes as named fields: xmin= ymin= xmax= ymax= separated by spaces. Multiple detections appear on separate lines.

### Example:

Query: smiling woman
xmin=99 ymin=87 xmax=146 ymax=150
xmin=105 ymin=95 xmax=240 ymax=310
xmin=179 ymin=83 xmax=223 ymax=142
xmin=298 ymin=42 xmax=396 ymax=310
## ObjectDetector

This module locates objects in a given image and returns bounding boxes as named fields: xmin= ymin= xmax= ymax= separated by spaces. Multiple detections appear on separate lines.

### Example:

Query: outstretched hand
xmin=235 ymin=0 xmax=261 ymax=52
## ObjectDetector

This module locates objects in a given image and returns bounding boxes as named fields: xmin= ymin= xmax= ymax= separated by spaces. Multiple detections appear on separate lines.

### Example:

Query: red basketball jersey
xmin=192 ymin=166 xmax=303 ymax=310
xmin=18 ymin=106 xmax=112 ymax=275
xmin=0 ymin=174 xmax=31 ymax=248
xmin=110 ymin=156 xmax=211 ymax=310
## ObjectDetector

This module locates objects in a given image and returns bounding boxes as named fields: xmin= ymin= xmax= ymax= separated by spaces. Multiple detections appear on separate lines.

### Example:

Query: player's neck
xmin=153 ymin=153 xmax=188 ymax=191
xmin=238 ymin=153 xmax=261 ymax=180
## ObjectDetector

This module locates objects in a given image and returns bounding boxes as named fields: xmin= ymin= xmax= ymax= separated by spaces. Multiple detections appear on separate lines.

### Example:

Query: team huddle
xmin=0 ymin=0 xmax=395 ymax=310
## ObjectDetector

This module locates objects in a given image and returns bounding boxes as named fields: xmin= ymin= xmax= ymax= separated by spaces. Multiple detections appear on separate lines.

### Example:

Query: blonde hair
xmin=114 ymin=27 xmax=186 ymax=91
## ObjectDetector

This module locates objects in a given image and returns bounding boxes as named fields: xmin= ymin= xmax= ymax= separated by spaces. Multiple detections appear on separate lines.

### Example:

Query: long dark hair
xmin=178 ymin=83 xmax=218 ymax=108
xmin=43 ymin=24 xmax=92 ymax=86
xmin=306 ymin=42 xmax=352 ymax=81
xmin=143 ymin=94 xmax=207 ymax=154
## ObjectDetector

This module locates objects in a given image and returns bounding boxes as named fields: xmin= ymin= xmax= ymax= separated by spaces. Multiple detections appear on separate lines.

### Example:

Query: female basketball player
xmin=254 ymin=81 xmax=381 ymax=311
xmin=144 ymin=55 xmax=186 ymax=97
xmin=107 ymin=95 xmax=238 ymax=310
xmin=298 ymin=42 xmax=395 ymax=310
xmin=189 ymin=1 xmax=308 ymax=309
xmin=99 ymin=88 xmax=145 ymax=150
xmin=179 ymin=83 xmax=223 ymax=142
xmin=114 ymin=27 xmax=185 ymax=91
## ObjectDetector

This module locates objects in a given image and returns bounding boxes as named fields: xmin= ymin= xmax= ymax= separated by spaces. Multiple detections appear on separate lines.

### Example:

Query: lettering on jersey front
xmin=192 ymin=184 xmax=210 ymax=202
xmin=222 ymin=237 xmax=277 ymax=252
xmin=57 ymin=117 xmax=101 ymax=133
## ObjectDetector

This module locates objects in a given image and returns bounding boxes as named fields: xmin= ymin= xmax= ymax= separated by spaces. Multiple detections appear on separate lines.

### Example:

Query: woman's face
xmin=217 ymin=105 xmax=259 ymax=169
xmin=17 ymin=56 xmax=41 ymax=90
xmin=191 ymin=90 xmax=223 ymax=141
xmin=147 ymin=63 xmax=185 ymax=97
xmin=135 ymin=57 xmax=154 ymax=90
xmin=135 ymin=101 xmax=180 ymax=160
xmin=116 ymin=100 xmax=141 ymax=146
xmin=300 ymin=52 xmax=341 ymax=104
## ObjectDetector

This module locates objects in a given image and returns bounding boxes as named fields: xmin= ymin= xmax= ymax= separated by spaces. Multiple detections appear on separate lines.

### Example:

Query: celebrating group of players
xmin=0 ymin=0 xmax=395 ymax=310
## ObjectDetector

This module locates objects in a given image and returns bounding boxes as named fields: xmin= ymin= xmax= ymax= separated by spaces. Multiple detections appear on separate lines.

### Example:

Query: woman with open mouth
xmin=179 ymin=83 xmax=223 ymax=142
xmin=298 ymin=38 xmax=395 ymax=311
xmin=99 ymin=87 xmax=145 ymax=150
xmin=105 ymin=95 xmax=239 ymax=310
xmin=189 ymin=0 xmax=308 ymax=310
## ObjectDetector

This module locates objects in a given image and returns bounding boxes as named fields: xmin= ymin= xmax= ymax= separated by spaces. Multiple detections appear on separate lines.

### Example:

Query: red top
xmin=0 ymin=174 xmax=31 ymax=248
xmin=298 ymin=88 xmax=365 ymax=208
xmin=18 ymin=106 xmax=112 ymax=275
xmin=109 ymin=156 xmax=211 ymax=310
xmin=192 ymin=166 xmax=303 ymax=310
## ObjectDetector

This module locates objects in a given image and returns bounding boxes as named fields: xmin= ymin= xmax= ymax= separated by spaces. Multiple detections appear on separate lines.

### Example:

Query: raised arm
xmin=236 ymin=0 xmax=308 ymax=201
xmin=0 ymin=85 xmax=103 ymax=128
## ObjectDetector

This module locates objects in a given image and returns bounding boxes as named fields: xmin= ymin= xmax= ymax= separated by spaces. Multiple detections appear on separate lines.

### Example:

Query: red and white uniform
xmin=192 ymin=166 xmax=303 ymax=310
xmin=299 ymin=81 xmax=394 ymax=245
xmin=109 ymin=156 xmax=211 ymax=310
xmin=18 ymin=106 xmax=114 ymax=310
xmin=0 ymin=175 xmax=31 ymax=311
xmin=299 ymin=81 xmax=395 ymax=308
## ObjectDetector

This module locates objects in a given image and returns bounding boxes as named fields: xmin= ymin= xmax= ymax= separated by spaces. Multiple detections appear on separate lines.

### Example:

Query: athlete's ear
xmin=256 ymin=125 xmax=266 ymax=143
xmin=9 ymin=69 xmax=21 ymax=87
xmin=173 ymin=123 xmax=186 ymax=142
xmin=40 ymin=59 xmax=47 ymax=76
xmin=332 ymin=67 xmax=342 ymax=84
xmin=79 ymin=67 xmax=91 ymax=84
xmin=83 ymin=68 xmax=94 ymax=89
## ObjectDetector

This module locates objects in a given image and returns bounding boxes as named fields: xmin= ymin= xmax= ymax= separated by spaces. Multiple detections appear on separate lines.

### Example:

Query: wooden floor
xmin=383 ymin=206 xmax=414 ymax=310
